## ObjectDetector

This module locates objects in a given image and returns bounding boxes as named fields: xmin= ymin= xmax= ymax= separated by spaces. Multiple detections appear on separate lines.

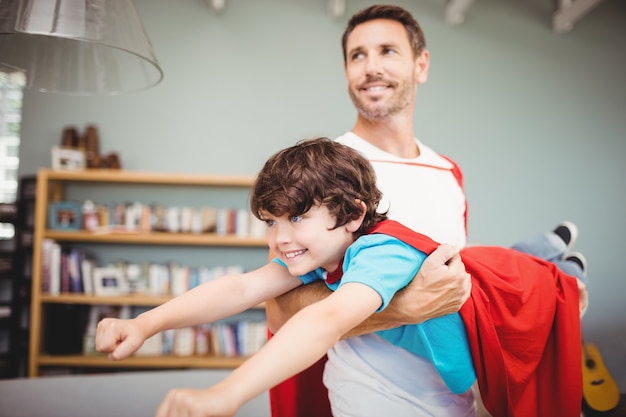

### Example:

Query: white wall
xmin=18 ymin=0 xmax=626 ymax=391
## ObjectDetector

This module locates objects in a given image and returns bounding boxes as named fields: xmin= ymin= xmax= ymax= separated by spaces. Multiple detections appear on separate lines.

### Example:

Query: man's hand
xmin=386 ymin=244 xmax=471 ymax=325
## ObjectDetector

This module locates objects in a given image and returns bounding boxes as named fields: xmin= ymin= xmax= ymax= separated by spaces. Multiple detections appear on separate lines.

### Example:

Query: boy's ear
xmin=346 ymin=200 xmax=367 ymax=232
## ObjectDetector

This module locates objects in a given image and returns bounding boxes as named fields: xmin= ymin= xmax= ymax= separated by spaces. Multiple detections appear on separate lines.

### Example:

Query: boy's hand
xmin=95 ymin=318 xmax=145 ymax=361
xmin=155 ymin=386 xmax=239 ymax=417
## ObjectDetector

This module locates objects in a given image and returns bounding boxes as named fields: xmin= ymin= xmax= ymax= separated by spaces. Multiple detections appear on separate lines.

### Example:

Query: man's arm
xmin=266 ymin=243 xmax=471 ymax=337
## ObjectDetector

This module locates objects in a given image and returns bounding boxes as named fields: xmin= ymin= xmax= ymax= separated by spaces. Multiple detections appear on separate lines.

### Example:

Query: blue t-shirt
xmin=273 ymin=233 xmax=476 ymax=394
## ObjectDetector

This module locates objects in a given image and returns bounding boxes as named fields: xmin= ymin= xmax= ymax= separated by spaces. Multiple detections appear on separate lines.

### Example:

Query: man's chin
xmin=359 ymin=108 xmax=392 ymax=119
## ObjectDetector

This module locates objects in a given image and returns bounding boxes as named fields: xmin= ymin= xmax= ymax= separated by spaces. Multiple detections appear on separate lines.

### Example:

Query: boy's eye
xmin=290 ymin=215 xmax=303 ymax=223
xmin=264 ymin=219 xmax=276 ymax=227
xmin=382 ymin=48 xmax=396 ymax=56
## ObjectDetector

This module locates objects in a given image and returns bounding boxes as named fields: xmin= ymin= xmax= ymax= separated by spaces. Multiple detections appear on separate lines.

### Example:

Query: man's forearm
xmin=266 ymin=280 xmax=407 ymax=338
xmin=266 ymin=280 xmax=331 ymax=334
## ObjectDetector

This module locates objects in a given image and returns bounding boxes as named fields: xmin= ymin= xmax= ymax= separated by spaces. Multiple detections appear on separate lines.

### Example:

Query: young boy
xmin=96 ymin=138 xmax=586 ymax=417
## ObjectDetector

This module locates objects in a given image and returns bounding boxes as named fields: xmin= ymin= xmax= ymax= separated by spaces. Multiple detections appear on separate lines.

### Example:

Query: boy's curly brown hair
xmin=251 ymin=138 xmax=387 ymax=237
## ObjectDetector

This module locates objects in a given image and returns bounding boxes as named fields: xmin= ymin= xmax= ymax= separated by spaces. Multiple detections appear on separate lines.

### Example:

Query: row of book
xmin=41 ymin=239 xmax=246 ymax=296
xmin=83 ymin=305 xmax=267 ymax=357
xmin=49 ymin=200 xmax=267 ymax=238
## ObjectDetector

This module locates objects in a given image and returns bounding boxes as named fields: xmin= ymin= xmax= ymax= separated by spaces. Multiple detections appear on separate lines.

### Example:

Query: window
xmin=0 ymin=71 xmax=25 ymax=239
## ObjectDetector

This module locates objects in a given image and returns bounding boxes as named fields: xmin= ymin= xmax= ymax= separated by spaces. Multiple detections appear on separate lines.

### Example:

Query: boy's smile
xmin=283 ymin=249 xmax=307 ymax=259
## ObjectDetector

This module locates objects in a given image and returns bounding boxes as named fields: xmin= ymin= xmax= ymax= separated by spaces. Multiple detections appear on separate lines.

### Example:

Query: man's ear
xmin=415 ymin=50 xmax=430 ymax=84
xmin=346 ymin=200 xmax=367 ymax=233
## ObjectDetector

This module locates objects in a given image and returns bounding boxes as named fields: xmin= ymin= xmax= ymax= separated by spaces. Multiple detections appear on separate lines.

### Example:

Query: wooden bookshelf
xmin=29 ymin=169 xmax=268 ymax=377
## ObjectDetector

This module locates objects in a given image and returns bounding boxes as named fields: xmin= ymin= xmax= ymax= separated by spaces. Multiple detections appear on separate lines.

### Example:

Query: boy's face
xmin=263 ymin=204 xmax=362 ymax=276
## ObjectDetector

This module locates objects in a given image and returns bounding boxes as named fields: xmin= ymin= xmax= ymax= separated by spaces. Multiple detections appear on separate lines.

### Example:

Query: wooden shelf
xmin=44 ymin=230 xmax=267 ymax=247
xmin=40 ymin=293 xmax=265 ymax=309
xmin=39 ymin=169 xmax=255 ymax=188
xmin=40 ymin=294 xmax=171 ymax=306
xmin=37 ymin=354 xmax=247 ymax=369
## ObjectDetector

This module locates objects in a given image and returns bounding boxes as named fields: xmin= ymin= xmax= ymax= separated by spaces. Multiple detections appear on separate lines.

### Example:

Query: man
xmin=267 ymin=5 xmax=476 ymax=417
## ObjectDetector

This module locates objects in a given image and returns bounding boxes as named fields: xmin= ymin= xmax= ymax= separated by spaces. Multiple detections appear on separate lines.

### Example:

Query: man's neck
xmin=352 ymin=114 xmax=420 ymax=158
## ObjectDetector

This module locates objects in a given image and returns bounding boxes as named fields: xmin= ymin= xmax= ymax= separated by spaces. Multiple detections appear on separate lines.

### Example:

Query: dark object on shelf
xmin=43 ymin=304 xmax=90 ymax=355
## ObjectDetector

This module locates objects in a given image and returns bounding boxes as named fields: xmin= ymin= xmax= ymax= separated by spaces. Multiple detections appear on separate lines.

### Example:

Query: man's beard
xmin=348 ymin=75 xmax=414 ymax=119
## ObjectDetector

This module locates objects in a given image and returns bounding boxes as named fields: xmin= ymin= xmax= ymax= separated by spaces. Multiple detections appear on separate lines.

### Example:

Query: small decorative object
xmin=51 ymin=145 xmax=86 ymax=171
xmin=93 ymin=265 xmax=129 ymax=296
xmin=61 ymin=126 xmax=81 ymax=148
xmin=105 ymin=152 xmax=122 ymax=169
xmin=83 ymin=124 xmax=101 ymax=168
xmin=48 ymin=201 xmax=82 ymax=230
xmin=82 ymin=200 xmax=100 ymax=231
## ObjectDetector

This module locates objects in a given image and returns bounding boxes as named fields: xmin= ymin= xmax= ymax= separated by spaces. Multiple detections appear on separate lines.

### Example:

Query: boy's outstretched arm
xmin=155 ymin=282 xmax=382 ymax=417
xmin=267 ymin=243 xmax=470 ymax=337
xmin=96 ymin=262 xmax=300 ymax=361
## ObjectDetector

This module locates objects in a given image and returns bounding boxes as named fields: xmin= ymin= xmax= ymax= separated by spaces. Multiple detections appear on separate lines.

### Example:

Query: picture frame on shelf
xmin=93 ymin=266 xmax=129 ymax=296
xmin=51 ymin=146 xmax=86 ymax=171
xmin=48 ymin=201 xmax=82 ymax=231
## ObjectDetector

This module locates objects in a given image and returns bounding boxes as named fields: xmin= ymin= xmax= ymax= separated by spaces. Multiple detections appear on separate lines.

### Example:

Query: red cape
xmin=371 ymin=220 xmax=583 ymax=417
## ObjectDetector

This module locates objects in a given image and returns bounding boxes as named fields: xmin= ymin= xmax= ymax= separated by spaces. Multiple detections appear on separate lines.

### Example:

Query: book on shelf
xmin=60 ymin=251 xmax=69 ymax=293
xmin=41 ymin=239 xmax=52 ymax=293
xmin=80 ymin=256 xmax=95 ymax=295
xmin=173 ymin=327 xmax=196 ymax=356
xmin=170 ymin=263 xmax=188 ymax=297
xmin=49 ymin=241 xmax=61 ymax=295
xmin=67 ymin=249 xmax=84 ymax=294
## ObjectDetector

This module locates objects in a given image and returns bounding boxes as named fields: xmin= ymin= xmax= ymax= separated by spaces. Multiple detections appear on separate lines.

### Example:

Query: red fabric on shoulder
xmin=268 ymin=338 xmax=331 ymax=417
xmin=439 ymin=153 xmax=468 ymax=237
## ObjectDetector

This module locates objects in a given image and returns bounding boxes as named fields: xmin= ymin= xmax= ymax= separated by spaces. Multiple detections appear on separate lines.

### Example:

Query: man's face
xmin=344 ymin=19 xmax=428 ymax=119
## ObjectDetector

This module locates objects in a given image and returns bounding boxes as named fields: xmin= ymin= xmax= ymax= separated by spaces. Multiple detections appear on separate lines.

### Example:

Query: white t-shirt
xmin=323 ymin=132 xmax=473 ymax=417
xmin=336 ymin=132 xmax=466 ymax=247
